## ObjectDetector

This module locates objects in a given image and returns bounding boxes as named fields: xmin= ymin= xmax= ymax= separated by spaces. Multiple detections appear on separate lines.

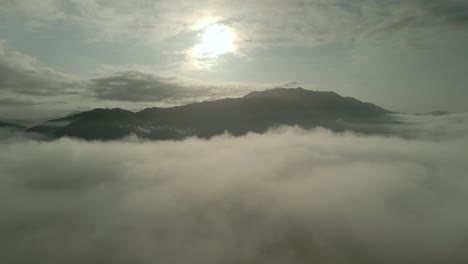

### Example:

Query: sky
xmin=0 ymin=0 xmax=468 ymax=118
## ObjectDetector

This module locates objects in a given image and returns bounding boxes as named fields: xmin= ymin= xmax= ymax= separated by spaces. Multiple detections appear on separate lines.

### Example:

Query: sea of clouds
xmin=1 ymin=113 xmax=468 ymax=263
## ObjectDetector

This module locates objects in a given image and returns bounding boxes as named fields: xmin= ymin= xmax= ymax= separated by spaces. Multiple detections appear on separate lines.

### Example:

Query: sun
xmin=192 ymin=23 xmax=236 ymax=59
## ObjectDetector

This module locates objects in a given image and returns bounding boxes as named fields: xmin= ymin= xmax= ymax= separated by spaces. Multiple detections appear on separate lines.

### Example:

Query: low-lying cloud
xmin=1 ymin=113 xmax=468 ymax=263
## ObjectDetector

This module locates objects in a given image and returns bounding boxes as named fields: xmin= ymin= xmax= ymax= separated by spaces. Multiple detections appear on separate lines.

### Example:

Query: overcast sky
xmin=1 ymin=0 xmax=467 ymax=118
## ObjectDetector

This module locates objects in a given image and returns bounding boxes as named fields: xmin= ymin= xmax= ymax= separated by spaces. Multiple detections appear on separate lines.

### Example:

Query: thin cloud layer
xmin=2 ymin=0 xmax=467 ymax=47
xmin=1 ymin=114 xmax=468 ymax=263
xmin=90 ymin=71 xmax=204 ymax=102
xmin=89 ymin=71 xmax=256 ymax=103
xmin=0 ymin=44 xmax=266 ymax=116
xmin=0 ymin=97 xmax=39 ymax=106
xmin=0 ymin=42 xmax=81 ymax=96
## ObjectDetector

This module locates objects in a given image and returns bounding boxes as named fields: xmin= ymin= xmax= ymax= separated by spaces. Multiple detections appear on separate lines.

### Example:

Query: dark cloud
xmin=426 ymin=0 xmax=468 ymax=26
xmin=0 ymin=97 xmax=39 ymax=106
xmin=0 ymin=43 xmax=83 ymax=96
xmin=90 ymin=71 xmax=207 ymax=103
xmin=0 ymin=45 xmax=258 ymax=111
xmin=89 ymin=70 xmax=258 ymax=103
xmin=0 ymin=114 xmax=468 ymax=263
xmin=360 ymin=0 xmax=468 ymax=39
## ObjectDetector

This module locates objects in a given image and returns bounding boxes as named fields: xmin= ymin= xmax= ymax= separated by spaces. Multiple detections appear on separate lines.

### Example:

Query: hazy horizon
xmin=2 ymin=113 xmax=468 ymax=263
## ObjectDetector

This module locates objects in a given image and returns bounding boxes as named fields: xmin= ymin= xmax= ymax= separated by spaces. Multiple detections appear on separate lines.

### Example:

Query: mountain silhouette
xmin=0 ymin=120 xmax=25 ymax=130
xmin=29 ymin=88 xmax=391 ymax=140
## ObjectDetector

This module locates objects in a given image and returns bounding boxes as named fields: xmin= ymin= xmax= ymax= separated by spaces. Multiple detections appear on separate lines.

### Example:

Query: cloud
xmin=1 ymin=114 xmax=468 ymax=263
xmin=89 ymin=70 xmax=268 ymax=103
xmin=0 ymin=44 xmax=269 ymax=116
xmin=0 ymin=43 xmax=93 ymax=118
xmin=0 ymin=97 xmax=40 ymax=106
xmin=0 ymin=42 xmax=83 ymax=96
xmin=425 ymin=0 xmax=468 ymax=27
xmin=334 ymin=113 xmax=468 ymax=141
xmin=2 ymin=0 xmax=467 ymax=48
xmin=388 ymin=112 xmax=468 ymax=140
xmin=357 ymin=0 xmax=468 ymax=43
xmin=0 ymin=43 xmax=249 ymax=105
xmin=90 ymin=71 xmax=213 ymax=103
xmin=0 ymin=127 xmax=45 ymax=141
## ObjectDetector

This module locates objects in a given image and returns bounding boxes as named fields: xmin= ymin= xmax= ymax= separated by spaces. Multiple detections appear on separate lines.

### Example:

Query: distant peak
xmin=0 ymin=120 xmax=25 ymax=129
xmin=49 ymin=108 xmax=134 ymax=122
xmin=88 ymin=108 xmax=131 ymax=113
xmin=422 ymin=111 xmax=451 ymax=116
xmin=244 ymin=87 xmax=340 ymax=99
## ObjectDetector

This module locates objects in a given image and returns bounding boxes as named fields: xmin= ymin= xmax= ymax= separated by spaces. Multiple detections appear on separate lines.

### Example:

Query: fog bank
xmin=0 ymin=114 xmax=468 ymax=263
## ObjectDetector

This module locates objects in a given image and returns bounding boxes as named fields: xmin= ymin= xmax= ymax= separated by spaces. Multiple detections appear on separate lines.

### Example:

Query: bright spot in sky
xmin=192 ymin=23 xmax=236 ymax=59
xmin=192 ymin=17 xmax=221 ymax=30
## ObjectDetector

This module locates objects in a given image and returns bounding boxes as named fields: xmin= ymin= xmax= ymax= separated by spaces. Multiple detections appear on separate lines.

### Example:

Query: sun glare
xmin=192 ymin=17 xmax=221 ymax=30
xmin=192 ymin=23 xmax=236 ymax=59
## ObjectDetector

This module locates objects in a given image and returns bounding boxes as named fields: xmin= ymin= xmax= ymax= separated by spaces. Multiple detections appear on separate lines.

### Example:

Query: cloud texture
xmin=2 ymin=0 xmax=467 ymax=46
xmin=0 ymin=43 xmax=262 ymax=117
xmin=0 ymin=41 xmax=81 ymax=96
xmin=1 ymin=113 xmax=468 ymax=263
xmin=89 ymin=70 xmax=258 ymax=103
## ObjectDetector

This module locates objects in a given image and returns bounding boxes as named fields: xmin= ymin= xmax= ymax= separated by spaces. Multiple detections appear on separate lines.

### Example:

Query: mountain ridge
xmin=27 ymin=88 xmax=392 ymax=140
xmin=0 ymin=120 xmax=25 ymax=130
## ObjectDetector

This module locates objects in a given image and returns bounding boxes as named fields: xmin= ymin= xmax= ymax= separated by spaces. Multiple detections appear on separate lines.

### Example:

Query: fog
xmin=1 ymin=114 xmax=468 ymax=263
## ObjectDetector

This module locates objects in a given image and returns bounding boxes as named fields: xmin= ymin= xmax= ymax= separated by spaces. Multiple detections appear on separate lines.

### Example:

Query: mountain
xmin=0 ymin=120 xmax=25 ymax=130
xmin=50 ymin=108 xmax=135 ymax=122
xmin=29 ymin=88 xmax=392 ymax=140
